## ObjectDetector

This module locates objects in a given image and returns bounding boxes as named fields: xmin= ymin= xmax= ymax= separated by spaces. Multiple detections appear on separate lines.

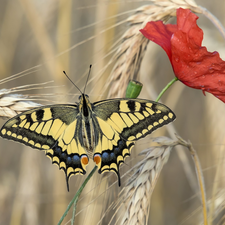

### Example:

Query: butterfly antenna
xmin=83 ymin=64 xmax=92 ymax=94
xmin=63 ymin=71 xmax=82 ymax=94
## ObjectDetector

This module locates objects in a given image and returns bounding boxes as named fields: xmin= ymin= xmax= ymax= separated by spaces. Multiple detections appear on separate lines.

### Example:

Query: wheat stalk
xmin=107 ymin=0 xmax=201 ymax=98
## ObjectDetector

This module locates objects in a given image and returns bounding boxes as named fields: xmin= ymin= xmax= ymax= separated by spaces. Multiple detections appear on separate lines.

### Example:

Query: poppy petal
xmin=140 ymin=21 xmax=177 ymax=63
xmin=140 ymin=7 xmax=225 ymax=103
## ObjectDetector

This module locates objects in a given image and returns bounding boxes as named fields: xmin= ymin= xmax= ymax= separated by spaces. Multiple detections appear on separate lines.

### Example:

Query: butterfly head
xmin=78 ymin=93 xmax=92 ymax=117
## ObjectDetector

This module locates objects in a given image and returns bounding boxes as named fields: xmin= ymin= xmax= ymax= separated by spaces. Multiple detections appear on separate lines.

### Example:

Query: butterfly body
xmin=0 ymin=94 xmax=175 ymax=190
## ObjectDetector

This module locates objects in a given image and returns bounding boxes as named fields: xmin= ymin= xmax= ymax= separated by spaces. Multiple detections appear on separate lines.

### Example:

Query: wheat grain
xmin=0 ymin=89 xmax=41 ymax=118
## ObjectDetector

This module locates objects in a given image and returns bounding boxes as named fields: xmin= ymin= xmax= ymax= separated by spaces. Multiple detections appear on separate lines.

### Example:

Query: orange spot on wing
xmin=93 ymin=154 xmax=101 ymax=165
xmin=81 ymin=155 xmax=89 ymax=165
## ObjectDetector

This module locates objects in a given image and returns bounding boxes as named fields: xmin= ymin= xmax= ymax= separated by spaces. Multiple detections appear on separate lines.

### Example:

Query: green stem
xmin=58 ymin=166 xmax=98 ymax=225
xmin=155 ymin=77 xmax=178 ymax=102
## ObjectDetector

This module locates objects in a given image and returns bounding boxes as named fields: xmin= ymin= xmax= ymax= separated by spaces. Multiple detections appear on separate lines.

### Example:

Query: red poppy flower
xmin=140 ymin=8 xmax=225 ymax=103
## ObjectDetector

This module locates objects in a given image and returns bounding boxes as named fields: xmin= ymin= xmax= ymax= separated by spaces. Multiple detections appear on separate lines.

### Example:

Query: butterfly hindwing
xmin=91 ymin=114 xmax=135 ymax=185
xmin=92 ymin=99 xmax=176 ymax=183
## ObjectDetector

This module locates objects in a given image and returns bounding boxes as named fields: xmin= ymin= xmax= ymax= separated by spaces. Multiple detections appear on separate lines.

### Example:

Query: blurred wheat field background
xmin=0 ymin=0 xmax=225 ymax=225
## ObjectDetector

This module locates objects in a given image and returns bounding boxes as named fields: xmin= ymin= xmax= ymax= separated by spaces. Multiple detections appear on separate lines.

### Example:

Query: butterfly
xmin=0 ymin=70 xmax=176 ymax=191
xmin=0 ymin=94 xmax=175 ymax=190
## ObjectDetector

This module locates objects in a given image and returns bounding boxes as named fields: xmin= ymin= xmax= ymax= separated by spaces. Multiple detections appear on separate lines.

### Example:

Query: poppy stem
xmin=155 ymin=77 xmax=178 ymax=102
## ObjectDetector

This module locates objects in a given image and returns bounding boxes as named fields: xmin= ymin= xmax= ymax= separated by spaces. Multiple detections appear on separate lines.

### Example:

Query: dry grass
xmin=0 ymin=0 xmax=224 ymax=225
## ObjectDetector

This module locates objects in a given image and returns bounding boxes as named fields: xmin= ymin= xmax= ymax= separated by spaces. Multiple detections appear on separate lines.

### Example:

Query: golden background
xmin=0 ymin=0 xmax=225 ymax=224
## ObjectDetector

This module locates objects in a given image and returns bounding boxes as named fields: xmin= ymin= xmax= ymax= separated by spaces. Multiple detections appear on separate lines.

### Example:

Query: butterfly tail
xmin=66 ymin=176 xmax=70 ymax=192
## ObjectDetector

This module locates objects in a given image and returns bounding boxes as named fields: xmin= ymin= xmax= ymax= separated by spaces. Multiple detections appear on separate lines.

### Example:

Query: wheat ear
xmin=118 ymin=135 xmax=207 ymax=225
xmin=0 ymin=89 xmax=41 ymax=118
